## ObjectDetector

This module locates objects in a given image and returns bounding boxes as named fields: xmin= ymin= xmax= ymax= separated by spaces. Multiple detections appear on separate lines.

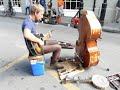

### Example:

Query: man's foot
xmin=50 ymin=62 xmax=64 ymax=69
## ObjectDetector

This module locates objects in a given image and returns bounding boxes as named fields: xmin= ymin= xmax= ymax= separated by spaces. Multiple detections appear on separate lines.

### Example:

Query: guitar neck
xmin=43 ymin=35 xmax=49 ymax=41
xmin=42 ymin=32 xmax=52 ymax=40
xmin=40 ymin=30 xmax=53 ymax=41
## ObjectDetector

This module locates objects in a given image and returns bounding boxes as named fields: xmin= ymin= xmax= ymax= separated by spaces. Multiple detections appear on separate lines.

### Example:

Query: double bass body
xmin=75 ymin=10 xmax=102 ymax=68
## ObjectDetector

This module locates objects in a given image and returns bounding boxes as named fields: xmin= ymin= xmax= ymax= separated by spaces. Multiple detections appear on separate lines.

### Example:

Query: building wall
xmin=0 ymin=0 xmax=118 ymax=22
xmin=2 ymin=0 xmax=22 ymax=12
xmin=73 ymin=0 xmax=117 ymax=22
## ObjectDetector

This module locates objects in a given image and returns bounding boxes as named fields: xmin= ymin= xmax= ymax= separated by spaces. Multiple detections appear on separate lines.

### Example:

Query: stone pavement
xmin=0 ymin=12 xmax=120 ymax=33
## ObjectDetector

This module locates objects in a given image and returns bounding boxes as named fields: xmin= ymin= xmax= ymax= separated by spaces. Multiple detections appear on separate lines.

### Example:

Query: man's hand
xmin=45 ymin=31 xmax=52 ymax=38
xmin=48 ymin=31 xmax=52 ymax=38
xmin=38 ymin=40 xmax=44 ymax=47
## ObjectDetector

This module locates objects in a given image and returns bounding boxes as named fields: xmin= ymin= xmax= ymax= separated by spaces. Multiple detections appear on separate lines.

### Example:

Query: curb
xmin=0 ymin=14 xmax=120 ymax=34
xmin=0 ymin=14 xmax=25 ymax=19
xmin=102 ymin=27 xmax=120 ymax=33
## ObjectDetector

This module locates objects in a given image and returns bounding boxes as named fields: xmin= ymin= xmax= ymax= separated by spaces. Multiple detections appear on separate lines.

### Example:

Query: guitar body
xmin=25 ymin=34 xmax=44 ymax=56
xmin=32 ymin=42 xmax=42 ymax=53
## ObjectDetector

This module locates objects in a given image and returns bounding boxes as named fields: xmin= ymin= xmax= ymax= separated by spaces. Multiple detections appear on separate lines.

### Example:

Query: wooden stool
xmin=28 ymin=55 xmax=44 ymax=62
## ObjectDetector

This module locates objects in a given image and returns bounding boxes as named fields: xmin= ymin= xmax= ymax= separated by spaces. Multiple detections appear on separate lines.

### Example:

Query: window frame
xmin=0 ymin=0 xmax=4 ymax=6
xmin=12 ymin=0 xmax=21 ymax=7
xmin=64 ymin=0 xmax=80 ymax=10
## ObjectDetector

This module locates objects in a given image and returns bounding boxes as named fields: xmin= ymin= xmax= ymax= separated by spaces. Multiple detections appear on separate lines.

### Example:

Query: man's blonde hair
xmin=30 ymin=4 xmax=44 ymax=15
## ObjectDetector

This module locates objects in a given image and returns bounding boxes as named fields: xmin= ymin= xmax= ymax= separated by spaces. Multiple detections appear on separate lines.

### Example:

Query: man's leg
xmin=48 ymin=10 xmax=51 ymax=17
xmin=25 ymin=7 xmax=27 ymax=15
xmin=28 ymin=7 xmax=30 ymax=15
xmin=44 ymin=44 xmax=61 ymax=61
xmin=58 ymin=7 xmax=61 ymax=16
xmin=60 ymin=5 xmax=64 ymax=16
xmin=116 ymin=7 xmax=120 ymax=22
xmin=43 ymin=40 xmax=63 ymax=69
xmin=115 ymin=7 xmax=120 ymax=23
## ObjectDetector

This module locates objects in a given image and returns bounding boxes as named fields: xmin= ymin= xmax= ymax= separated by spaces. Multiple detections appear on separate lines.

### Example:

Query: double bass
xmin=75 ymin=10 xmax=102 ymax=68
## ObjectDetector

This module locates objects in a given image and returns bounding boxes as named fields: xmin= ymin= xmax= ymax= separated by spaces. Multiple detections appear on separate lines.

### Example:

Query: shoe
xmin=116 ymin=21 xmax=119 ymax=23
xmin=58 ymin=57 xmax=66 ymax=62
xmin=50 ymin=61 xmax=64 ymax=69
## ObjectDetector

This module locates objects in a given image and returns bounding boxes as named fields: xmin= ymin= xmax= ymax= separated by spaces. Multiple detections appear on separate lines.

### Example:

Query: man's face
xmin=35 ymin=11 xmax=44 ymax=22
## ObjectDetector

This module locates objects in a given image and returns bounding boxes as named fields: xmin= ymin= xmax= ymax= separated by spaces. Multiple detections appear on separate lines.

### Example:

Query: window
xmin=32 ymin=0 xmax=37 ymax=4
xmin=32 ymin=0 xmax=35 ymax=4
xmin=32 ymin=0 xmax=40 ymax=4
xmin=12 ymin=0 xmax=21 ymax=7
xmin=64 ymin=0 xmax=80 ymax=10
xmin=0 ymin=0 xmax=4 ymax=6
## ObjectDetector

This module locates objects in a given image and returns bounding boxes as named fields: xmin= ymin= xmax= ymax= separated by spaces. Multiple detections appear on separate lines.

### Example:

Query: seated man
xmin=48 ymin=9 xmax=58 ymax=24
xmin=52 ymin=9 xmax=57 ymax=18
xmin=22 ymin=4 xmax=63 ymax=69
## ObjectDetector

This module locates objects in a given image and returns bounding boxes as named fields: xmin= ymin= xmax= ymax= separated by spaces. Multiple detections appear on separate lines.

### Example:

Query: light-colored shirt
xmin=26 ymin=0 xmax=30 ymax=7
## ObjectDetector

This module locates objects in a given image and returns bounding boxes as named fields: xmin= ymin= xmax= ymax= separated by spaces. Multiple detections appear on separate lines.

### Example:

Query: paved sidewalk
xmin=0 ymin=12 xmax=120 ymax=33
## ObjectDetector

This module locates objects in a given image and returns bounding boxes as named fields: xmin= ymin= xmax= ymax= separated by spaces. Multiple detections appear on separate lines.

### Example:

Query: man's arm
xmin=24 ymin=28 xmax=44 ymax=46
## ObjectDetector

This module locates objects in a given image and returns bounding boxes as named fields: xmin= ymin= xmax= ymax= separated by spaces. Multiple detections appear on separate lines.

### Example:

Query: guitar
xmin=25 ymin=30 xmax=53 ymax=56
